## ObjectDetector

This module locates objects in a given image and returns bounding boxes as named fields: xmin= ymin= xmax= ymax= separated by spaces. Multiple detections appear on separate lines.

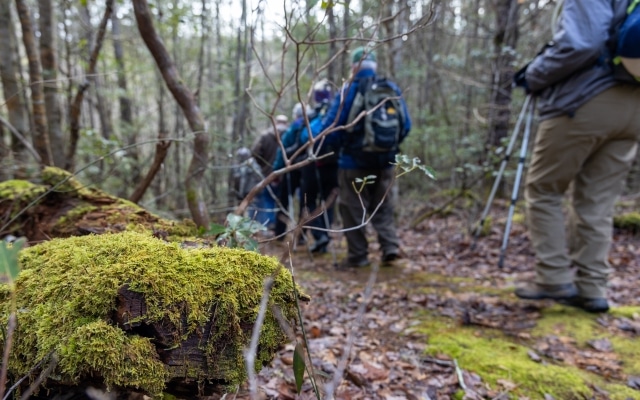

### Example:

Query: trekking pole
xmin=313 ymin=164 xmax=339 ymax=267
xmin=472 ymin=94 xmax=533 ymax=249
xmin=498 ymin=97 xmax=536 ymax=268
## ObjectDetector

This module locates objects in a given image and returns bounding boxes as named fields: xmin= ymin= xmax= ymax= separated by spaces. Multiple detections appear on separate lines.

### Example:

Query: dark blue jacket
xmin=320 ymin=69 xmax=412 ymax=169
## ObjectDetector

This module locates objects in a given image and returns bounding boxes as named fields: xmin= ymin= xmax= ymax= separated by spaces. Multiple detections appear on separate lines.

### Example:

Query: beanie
xmin=351 ymin=46 xmax=377 ymax=64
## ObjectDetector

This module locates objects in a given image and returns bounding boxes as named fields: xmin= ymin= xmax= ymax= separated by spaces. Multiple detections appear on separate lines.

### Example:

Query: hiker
xmin=232 ymin=147 xmax=261 ymax=206
xmin=319 ymin=47 xmax=412 ymax=268
xmin=300 ymin=79 xmax=339 ymax=253
xmin=272 ymin=103 xmax=312 ymax=242
xmin=512 ymin=0 xmax=640 ymax=313
xmin=250 ymin=114 xmax=289 ymax=228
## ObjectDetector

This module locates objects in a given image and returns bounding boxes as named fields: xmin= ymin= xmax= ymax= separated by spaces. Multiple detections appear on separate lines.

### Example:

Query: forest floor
xmin=238 ymin=200 xmax=640 ymax=400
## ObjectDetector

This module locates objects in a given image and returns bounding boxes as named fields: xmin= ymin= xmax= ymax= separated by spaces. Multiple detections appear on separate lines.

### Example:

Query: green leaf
xmin=207 ymin=223 xmax=227 ymax=236
xmin=0 ymin=238 xmax=25 ymax=285
xmin=243 ymin=238 xmax=259 ymax=252
xmin=293 ymin=343 xmax=306 ymax=393
xmin=226 ymin=214 xmax=243 ymax=229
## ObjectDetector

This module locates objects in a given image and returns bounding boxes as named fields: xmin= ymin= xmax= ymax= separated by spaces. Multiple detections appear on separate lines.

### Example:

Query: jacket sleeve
xmin=525 ymin=0 xmax=612 ymax=93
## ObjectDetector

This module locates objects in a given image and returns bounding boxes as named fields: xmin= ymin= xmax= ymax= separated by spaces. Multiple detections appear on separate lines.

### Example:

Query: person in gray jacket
xmin=513 ymin=0 xmax=640 ymax=313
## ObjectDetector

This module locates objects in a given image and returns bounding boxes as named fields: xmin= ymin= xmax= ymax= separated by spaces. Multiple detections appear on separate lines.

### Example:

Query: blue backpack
xmin=611 ymin=0 xmax=640 ymax=83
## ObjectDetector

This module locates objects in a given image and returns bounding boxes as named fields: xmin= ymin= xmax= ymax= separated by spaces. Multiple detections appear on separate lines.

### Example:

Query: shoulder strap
xmin=345 ymin=77 xmax=374 ymax=132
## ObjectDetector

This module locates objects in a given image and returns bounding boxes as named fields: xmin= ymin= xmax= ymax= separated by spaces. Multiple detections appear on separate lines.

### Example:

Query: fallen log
xmin=0 ymin=169 xmax=308 ymax=398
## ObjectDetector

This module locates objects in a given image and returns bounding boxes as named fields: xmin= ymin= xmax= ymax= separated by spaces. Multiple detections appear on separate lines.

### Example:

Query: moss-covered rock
xmin=0 ymin=231 xmax=304 ymax=397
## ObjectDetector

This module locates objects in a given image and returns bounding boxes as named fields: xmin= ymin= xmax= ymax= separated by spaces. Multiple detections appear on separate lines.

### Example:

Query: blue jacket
xmin=273 ymin=104 xmax=333 ymax=170
xmin=320 ymin=69 xmax=412 ymax=169
xmin=525 ymin=0 xmax=629 ymax=119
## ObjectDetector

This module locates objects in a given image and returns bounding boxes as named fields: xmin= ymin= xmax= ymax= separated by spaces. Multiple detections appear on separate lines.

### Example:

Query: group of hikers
xmin=233 ymin=46 xmax=411 ymax=267
xmin=231 ymin=0 xmax=640 ymax=314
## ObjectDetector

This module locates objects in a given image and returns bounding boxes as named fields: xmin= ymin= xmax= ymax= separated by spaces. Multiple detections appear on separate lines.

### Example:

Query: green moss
xmin=511 ymin=212 xmax=525 ymax=225
xmin=417 ymin=309 xmax=640 ymax=399
xmin=1 ymin=231 xmax=302 ymax=396
xmin=419 ymin=317 xmax=592 ymax=399
xmin=55 ymin=204 xmax=99 ymax=226
xmin=610 ymin=306 xmax=640 ymax=319
xmin=613 ymin=212 xmax=640 ymax=234
xmin=0 ymin=180 xmax=47 ymax=200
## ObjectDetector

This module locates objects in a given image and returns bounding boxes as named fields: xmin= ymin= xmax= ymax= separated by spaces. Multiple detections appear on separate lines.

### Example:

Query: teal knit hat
xmin=351 ymin=47 xmax=376 ymax=64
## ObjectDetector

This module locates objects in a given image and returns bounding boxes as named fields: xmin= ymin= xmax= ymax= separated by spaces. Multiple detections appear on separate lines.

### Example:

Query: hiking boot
xmin=381 ymin=252 xmax=399 ymax=266
xmin=336 ymin=258 xmax=370 ymax=269
xmin=559 ymin=296 xmax=610 ymax=313
xmin=514 ymin=283 xmax=578 ymax=300
xmin=310 ymin=235 xmax=330 ymax=254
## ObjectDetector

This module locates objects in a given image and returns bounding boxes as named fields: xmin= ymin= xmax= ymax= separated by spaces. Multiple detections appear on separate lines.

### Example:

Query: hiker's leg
xmin=525 ymin=115 xmax=594 ymax=285
xmin=567 ymin=86 xmax=640 ymax=298
xmin=367 ymin=168 xmax=400 ymax=257
xmin=338 ymin=168 xmax=370 ymax=262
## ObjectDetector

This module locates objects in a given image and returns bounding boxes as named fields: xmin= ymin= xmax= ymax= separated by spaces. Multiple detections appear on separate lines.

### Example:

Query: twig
xmin=0 ymin=314 xmax=16 ymax=399
xmin=19 ymin=353 xmax=58 ymax=400
xmin=2 ymin=351 xmax=53 ymax=400
xmin=324 ymin=263 xmax=379 ymax=399
xmin=454 ymin=358 xmax=467 ymax=392
xmin=244 ymin=274 xmax=276 ymax=400
xmin=286 ymin=248 xmax=321 ymax=398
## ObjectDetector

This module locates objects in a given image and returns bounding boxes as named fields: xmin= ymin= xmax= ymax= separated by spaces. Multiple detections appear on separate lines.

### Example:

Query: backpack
xmin=345 ymin=76 xmax=407 ymax=153
xmin=234 ymin=157 xmax=262 ymax=199
xmin=610 ymin=0 xmax=640 ymax=83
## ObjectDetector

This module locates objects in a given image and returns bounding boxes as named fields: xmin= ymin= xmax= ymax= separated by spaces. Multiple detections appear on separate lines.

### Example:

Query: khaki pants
xmin=525 ymin=85 xmax=640 ymax=298
xmin=338 ymin=168 xmax=399 ymax=263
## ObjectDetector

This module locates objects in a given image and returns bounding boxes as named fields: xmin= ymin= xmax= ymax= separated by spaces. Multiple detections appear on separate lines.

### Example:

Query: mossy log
xmin=0 ymin=170 xmax=308 ymax=398
xmin=1 ymin=232 xmax=305 ymax=398
xmin=0 ymin=167 xmax=197 ymax=241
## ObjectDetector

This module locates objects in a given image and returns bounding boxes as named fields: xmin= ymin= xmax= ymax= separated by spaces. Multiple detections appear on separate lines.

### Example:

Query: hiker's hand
xmin=513 ymin=64 xmax=531 ymax=93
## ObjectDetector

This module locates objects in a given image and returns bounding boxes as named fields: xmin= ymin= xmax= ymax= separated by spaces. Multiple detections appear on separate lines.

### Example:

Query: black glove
xmin=513 ymin=64 xmax=531 ymax=93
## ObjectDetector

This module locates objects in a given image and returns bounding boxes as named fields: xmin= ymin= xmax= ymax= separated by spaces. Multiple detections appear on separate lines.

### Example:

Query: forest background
xmin=1 ymin=0 xmax=639 ymax=229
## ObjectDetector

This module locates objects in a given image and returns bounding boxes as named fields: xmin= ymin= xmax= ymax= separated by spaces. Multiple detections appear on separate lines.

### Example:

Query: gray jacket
xmin=526 ymin=0 xmax=629 ymax=119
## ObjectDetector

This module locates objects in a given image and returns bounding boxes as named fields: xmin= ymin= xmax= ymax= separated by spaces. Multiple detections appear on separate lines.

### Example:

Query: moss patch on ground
xmin=411 ymin=274 xmax=640 ymax=399
xmin=0 ymin=231 xmax=303 ymax=396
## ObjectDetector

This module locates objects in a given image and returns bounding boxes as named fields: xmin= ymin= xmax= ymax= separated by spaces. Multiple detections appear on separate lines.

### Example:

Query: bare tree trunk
xmin=327 ymin=5 xmax=337 ymax=84
xmin=486 ymin=0 xmax=520 ymax=149
xmin=133 ymin=0 xmax=211 ymax=228
xmin=111 ymin=2 xmax=140 ymax=190
xmin=341 ymin=0 xmax=351 ymax=78
xmin=15 ymin=0 xmax=52 ymax=166
xmin=129 ymin=133 xmax=171 ymax=204
xmin=66 ymin=0 xmax=114 ymax=171
xmin=38 ymin=0 xmax=65 ymax=168
xmin=0 ymin=1 xmax=31 ymax=178
xmin=151 ymin=84 xmax=168 ymax=209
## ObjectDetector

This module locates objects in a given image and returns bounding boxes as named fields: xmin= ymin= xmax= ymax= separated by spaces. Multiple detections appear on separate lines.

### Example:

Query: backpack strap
xmin=345 ymin=77 xmax=374 ymax=133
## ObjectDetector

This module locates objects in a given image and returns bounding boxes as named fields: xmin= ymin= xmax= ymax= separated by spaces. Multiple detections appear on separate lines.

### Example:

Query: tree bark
xmin=0 ymin=1 xmax=31 ymax=178
xmin=129 ymin=132 xmax=171 ymax=204
xmin=15 ymin=0 xmax=52 ymax=166
xmin=111 ymin=2 xmax=140 ymax=191
xmin=486 ymin=0 xmax=520 ymax=149
xmin=38 ymin=0 xmax=65 ymax=168
xmin=66 ymin=0 xmax=114 ymax=171
xmin=133 ymin=0 xmax=211 ymax=228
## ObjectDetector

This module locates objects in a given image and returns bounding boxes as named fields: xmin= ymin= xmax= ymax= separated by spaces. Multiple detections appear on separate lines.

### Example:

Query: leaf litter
xmin=231 ymin=210 xmax=640 ymax=399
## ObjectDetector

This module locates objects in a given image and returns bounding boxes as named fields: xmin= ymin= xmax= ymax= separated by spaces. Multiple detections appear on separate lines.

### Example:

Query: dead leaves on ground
xmin=245 ymin=212 xmax=640 ymax=399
